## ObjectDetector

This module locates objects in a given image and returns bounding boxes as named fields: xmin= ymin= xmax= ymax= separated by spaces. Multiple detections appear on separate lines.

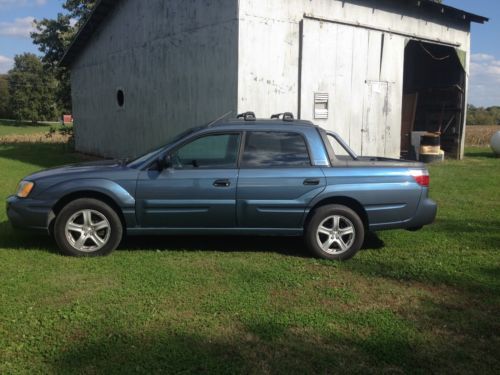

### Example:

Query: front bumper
xmin=6 ymin=195 xmax=53 ymax=232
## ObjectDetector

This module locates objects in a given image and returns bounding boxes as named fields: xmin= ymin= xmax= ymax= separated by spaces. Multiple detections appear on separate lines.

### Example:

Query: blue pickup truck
xmin=7 ymin=112 xmax=436 ymax=260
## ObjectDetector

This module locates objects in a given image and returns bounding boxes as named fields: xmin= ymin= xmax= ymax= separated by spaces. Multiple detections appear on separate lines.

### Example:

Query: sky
xmin=0 ymin=0 xmax=499 ymax=106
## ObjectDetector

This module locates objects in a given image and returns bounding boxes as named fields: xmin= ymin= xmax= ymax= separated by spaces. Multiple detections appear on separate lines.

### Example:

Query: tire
xmin=53 ymin=198 xmax=123 ymax=257
xmin=305 ymin=204 xmax=365 ymax=261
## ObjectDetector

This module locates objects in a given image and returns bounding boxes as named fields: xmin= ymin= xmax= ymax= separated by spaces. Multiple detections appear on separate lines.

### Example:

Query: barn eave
xmin=59 ymin=0 xmax=488 ymax=68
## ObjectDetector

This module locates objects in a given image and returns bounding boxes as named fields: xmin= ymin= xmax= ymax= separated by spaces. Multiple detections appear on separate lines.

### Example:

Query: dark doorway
xmin=401 ymin=40 xmax=466 ymax=160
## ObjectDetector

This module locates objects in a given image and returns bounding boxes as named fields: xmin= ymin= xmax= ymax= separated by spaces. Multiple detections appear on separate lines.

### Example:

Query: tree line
xmin=0 ymin=0 xmax=95 ymax=122
xmin=467 ymin=105 xmax=500 ymax=126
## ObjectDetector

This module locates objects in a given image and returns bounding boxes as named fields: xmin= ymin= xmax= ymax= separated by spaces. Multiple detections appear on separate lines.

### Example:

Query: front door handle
xmin=303 ymin=178 xmax=320 ymax=186
xmin=213 ymin=179 xmax=231 ymax=187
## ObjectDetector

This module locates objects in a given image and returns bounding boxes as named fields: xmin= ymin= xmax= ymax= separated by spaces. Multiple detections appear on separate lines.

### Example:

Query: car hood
xmin=26 ymin=159 xmax=126 ymax=181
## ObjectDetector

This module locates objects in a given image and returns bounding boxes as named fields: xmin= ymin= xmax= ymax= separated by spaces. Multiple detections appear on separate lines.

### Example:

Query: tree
xmin=0 ymin=74 xmax=12 ymax=119
xmin=31 ymin=0 xmax=96 ymax=113
xmin=8 ymin=53 xmax=59 ymax=122
xmin=467 ymin=105 xmax=500 ymax=125
xmin=63 ymin=0 xmax=96 ymax=23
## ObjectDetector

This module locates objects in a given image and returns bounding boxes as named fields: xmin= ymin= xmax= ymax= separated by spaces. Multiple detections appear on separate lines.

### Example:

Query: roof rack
xmin=271 ymin=112 xmax=294 ymax=122
xmin=236 ymin=111 xmax=256 ymax=121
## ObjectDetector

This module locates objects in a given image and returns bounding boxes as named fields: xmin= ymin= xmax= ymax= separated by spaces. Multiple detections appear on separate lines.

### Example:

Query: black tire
xmin=53 ymin=198 xmax=123 ymax=257
xmin=305 ymin=204 xmax=365 ymax=260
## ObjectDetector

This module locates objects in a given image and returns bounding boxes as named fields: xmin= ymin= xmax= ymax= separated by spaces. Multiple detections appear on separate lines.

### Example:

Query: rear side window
xmin=241 ymin=132 xmax=311 ymax=168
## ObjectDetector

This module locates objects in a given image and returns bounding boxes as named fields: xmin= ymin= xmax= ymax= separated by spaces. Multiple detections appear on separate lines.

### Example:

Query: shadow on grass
xmin=47 ymin=329 xmax=421 ymax=374
xmin=0 ymin=221 xmax=55 ymax=253
xmin=0 ymin=120 xmax=53 ymax=127
xmin=429 ymin=218 xmax=500 ymax=249
xmin=345 ymin=226 xmax=500 ymax=295
xmin=0 ymin=220 xmax=385 ymax=257
xmin=48 ymin=318 xmax=497 ymax=374
xmin=464 ymin=149 xmax=498 ymax=159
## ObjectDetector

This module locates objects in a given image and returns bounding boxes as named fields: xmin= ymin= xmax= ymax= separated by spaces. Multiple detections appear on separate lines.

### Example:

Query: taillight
xmin=410 ymin=169 xmax=430 ymax=187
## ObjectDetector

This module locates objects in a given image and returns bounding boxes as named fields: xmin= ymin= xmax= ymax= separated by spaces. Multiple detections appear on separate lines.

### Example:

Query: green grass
xmin=0 ymin=119 xmax=61 ymax=137
xmin=0 ymin=142 xmax=499 ymax=374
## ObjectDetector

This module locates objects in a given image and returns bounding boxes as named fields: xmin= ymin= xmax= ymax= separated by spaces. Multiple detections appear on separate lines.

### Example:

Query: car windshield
xmin=127 ymin=125 xmax=205 ymax=168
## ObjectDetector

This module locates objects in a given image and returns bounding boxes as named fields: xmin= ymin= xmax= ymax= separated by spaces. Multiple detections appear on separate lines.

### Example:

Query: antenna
xmin=207 ymin=111 xmax=233 ymax=127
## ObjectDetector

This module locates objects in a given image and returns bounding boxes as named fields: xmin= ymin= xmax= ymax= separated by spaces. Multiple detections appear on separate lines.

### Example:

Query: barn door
xmin=300 ymin=18 xmax=405 ymax=158
xmin=361 ymin=81 xmax=390 ymax=156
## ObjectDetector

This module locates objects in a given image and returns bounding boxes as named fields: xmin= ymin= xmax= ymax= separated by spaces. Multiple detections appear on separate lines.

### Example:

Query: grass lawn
xmin=0 ymin=120 xmax=59 ymax=137
xmin=0 ymin=140 xmax=499 ymax=374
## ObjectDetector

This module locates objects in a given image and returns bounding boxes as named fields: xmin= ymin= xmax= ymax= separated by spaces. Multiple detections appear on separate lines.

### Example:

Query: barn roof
xmin=59 ymin=0 xmax=488 ymax=68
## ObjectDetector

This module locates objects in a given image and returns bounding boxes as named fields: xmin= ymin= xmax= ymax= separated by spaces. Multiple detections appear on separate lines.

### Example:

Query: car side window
xmin=172 ymin=133 xmax=241 ymax=169
xmin=241 ymin=131 xmax=311 ymax=168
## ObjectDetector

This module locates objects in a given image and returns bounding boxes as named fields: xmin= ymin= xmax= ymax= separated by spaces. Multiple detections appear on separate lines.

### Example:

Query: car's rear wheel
xmin=54 ymin=198 xmax=123 ymax=256
xmin=305 ymin=204 xmax=364 ymax=260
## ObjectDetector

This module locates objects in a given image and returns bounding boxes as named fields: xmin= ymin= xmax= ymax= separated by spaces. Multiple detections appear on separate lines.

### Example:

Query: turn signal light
xmin=410 ymin=170 xmax=430 ymax=187
xmin=16 ymin=181 xmax=34 ymax=198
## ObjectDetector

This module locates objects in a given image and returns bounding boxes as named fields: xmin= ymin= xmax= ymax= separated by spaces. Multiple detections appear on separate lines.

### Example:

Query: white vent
xmin=314 ymin=92 xmax=329 ymax=119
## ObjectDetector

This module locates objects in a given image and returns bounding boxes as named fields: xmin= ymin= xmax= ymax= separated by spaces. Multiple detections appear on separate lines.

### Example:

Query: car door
xmin=237 ymin=131 xmax=326 ymax=229
xmin=136 ymin=132 xmax=241 ymax=228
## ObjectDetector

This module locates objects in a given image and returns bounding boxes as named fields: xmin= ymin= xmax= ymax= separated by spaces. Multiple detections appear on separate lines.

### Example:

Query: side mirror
xmin=157 ymin=154 xmax=172 ymax=170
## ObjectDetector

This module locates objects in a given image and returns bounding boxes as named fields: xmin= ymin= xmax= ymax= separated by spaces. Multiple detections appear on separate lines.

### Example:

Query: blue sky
xmin=0 ymin=0 xmax=499 ymax=106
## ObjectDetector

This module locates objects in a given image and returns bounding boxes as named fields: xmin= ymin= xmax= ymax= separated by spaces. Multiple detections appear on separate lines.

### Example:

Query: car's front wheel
xmin=54 ymin=198 xmax=123 ymax=256
xmin=305 ymin=204 xmax=365 ymax=260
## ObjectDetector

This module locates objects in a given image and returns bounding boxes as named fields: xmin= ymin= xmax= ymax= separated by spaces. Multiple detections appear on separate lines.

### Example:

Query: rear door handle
xmin=303 ymin=178 xmax=320 ymax=186
xmin=213 ymin=179 xmax=231 ymax=187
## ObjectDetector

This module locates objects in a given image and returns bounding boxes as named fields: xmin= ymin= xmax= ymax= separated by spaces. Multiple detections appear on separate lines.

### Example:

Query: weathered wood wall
xmin=70 ymin=0 xmax=472 ymax=159
xmin=71 ymin=0 xmax=239 ymax=158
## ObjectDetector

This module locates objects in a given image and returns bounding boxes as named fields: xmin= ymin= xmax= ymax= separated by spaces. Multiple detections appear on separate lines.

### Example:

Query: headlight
xmin=16 ymin=181 xmax=34 ymax=198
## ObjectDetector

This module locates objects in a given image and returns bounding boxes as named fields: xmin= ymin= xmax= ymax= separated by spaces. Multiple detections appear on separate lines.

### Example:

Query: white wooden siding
xmin=299 ymin=19 xmax=404 ymax=157
xmin=238 ymin=0 xmax=471 ymax=159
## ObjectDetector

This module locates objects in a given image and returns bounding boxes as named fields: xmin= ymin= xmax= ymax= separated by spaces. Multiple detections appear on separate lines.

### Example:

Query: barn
xmin=61 ymin=0 xmax=487 ymax=160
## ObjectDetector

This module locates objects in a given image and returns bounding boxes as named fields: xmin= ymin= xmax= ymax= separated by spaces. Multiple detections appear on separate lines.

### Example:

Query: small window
xmin=116 ymin=89 xmax=124 ymax=107
xmin=241 ymin=132 xmax=311 ymax=168
xmin=172 ymin=133 xmax=241 ymax=169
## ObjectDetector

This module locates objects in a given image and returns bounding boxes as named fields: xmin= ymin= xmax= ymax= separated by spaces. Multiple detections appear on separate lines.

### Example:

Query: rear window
xmin=241 ymin=132 xmax=311 ymax=168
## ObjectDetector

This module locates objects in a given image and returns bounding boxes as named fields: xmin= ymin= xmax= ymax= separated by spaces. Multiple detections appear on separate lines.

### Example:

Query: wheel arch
xmin=48 ymin=191 xmax=127 ymax=235
xmin=304 ymin=196 xmax=369 ymax=231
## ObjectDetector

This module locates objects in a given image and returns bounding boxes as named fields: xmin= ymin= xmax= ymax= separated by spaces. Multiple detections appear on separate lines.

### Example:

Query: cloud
xmin=469 ymin=53 xmax=500 ymax=107
xmin=471 ymin=53 xmax=495 ymax=63
xmin=0 ymin=16 xmax=35 ymax=38
xmin=0 ymin=55 xmax=13 ymax=74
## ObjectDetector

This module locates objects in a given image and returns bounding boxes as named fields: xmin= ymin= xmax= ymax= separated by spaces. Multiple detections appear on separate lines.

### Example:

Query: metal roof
xmin=60 ymin=0 xmax=488 ymax=68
